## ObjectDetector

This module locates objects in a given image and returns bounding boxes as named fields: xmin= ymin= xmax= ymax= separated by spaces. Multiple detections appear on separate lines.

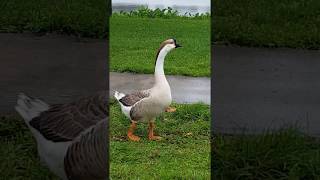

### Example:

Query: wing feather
xmin=29 ymin=92 xmax=108 ymax=142
xmin=64 ymin=119 xmax=107 ymax=180
xmin=119 ymin=90 xmax=150 ymax=107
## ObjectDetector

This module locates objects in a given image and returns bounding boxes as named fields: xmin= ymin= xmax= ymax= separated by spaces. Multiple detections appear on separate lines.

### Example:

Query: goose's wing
xmin=64 ymin=118 xmax=107 ymax=180
xmin=129 ymin=97 xmax=153 ymax=120
xmin=29 ymin=92 xmax=108 ymax=142
xmin=118 ymin=90 xmax=150 ymax=107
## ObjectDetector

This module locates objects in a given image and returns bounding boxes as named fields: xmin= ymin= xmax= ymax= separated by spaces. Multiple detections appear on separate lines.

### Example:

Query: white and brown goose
xmin=114 ymin=38 xmax=182 ymax=141
xmin=15 ymin=92 xmax=108 ymax=180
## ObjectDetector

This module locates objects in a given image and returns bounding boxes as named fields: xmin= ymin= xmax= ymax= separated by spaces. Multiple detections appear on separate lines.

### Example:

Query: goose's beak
xmin=175 ymin=44 xmax=182 ymax=48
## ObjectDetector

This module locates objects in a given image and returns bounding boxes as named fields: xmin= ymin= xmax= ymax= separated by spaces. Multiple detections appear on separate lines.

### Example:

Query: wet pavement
xmin=213 ymin=46 xmax=320 ymax=137
xmin=1 ymin=33 xmax=320 ymax=137
xmin=110 ymin=72 xmax=210 ymax=104
xmin=0 ymin=33 xmax=107 ymax=114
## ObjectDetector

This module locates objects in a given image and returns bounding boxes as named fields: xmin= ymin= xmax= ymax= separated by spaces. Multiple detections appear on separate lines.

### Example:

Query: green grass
xmin=1 ymin=0 xmax=319 ymax=49
xmin=0 ymin=4 xmax=209 ymax=39
xmin=110 ymin=100 xmax=211 ymax=179
xmin=213 ymin=0 xmax=320 ymax=49
xmin=110 ymin=16 xmax=210 ymax=77
xmin=213 ymin=130 xmax=320 ymax=179
xmin=0 ymin=0 xmax=109 ymax=38
xmin=2 ymin=111 xmax=320 ymax=179
xmin=0 ymin=116 xmax=58 ymax=179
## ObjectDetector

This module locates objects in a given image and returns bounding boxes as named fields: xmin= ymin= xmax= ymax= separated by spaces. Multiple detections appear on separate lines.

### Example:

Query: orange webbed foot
xmin=128 ymin=134 xmax=141 ymax=141
xmin=165 ymin=106 xmax=176 ymax=113
xmin=148 ymin=121 xmax=162 ymax=141
xmin=128 ymin=121 xmax=140 ymax=142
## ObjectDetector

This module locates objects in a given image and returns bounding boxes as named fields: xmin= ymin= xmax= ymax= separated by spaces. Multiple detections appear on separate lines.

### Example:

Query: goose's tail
xmin=114 ymin=91 xmax=125 ymax=101
xmin=15 ymin=93 xmax=49 ymax=123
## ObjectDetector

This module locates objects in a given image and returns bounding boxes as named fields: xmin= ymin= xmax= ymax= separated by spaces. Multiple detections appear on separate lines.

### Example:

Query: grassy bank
xmin=2 ymin=1 xmax=319 ymax=49
xmin=213 ymin=0 xmax=320 ymax=49
xmin=213 ymin=130 xmax=320 ymax=179
xmin=0 ymin=116 xmax=58 ymax=179
xmin=110 ymin=16 xmax=210 ymax=77
xmin=110 ymin=101 xmax=210 ymax=179
xmin=0 ymin=0 xmax=109 ymax=38
xmin=1 ymin=114 xmax=320 ymax=179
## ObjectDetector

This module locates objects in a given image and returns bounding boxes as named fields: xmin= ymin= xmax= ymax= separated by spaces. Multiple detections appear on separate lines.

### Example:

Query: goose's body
xmin=15 ymin=92 xmax=108 ymax=180
xmin=114 ymin=39 xmax=181 ymax=141
xmin=115 ymin=80 xmax=171 ymax=122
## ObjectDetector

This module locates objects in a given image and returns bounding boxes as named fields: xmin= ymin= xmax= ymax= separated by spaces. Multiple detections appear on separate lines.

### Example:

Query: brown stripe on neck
xmin=154 ymin=39 xmax=174 ymax=65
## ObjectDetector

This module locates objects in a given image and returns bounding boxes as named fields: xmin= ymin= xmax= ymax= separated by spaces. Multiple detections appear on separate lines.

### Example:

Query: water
xmin=112 ymin=0 xmax=210 ymax=15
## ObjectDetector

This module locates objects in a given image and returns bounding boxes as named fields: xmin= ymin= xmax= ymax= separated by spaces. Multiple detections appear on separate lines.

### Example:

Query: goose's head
xmin=155 ymin=38 xmax=182 ymax=64
xmin=154 ymin=39 xmax=181 ymax=73
xmin=159 ymin=38 xmax=182 ymax=53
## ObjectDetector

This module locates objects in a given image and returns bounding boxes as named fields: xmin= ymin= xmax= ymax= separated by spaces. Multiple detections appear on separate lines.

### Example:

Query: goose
xmin=15 ymin=92 xmax=108 ymax=180
xmin=114 ymin=38 xmax=182 ymax=141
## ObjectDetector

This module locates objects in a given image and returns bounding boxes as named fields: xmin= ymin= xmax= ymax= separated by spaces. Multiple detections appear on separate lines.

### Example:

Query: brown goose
xmin=114 ymin=38 xmax=182 ymax=141
xmin=15 ymin=92 xmax=108 ymax=180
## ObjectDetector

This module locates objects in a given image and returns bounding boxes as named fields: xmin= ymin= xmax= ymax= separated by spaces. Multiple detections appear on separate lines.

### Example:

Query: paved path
xmin=213 ymin=46 xmax=320 ymax=137
xmin=0 ymin=33 xmax=107 ymax=114
xmin=110 ymin=72 xmax=210 ymax=104
xmin=2 ymin=33 xmax=320 ymax=137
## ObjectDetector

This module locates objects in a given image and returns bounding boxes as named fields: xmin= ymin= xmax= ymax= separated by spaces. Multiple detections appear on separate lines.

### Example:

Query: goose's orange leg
xmin=165 ymin=106 xmax=176 ymax=113
xmin=127 ymin=121 xmax=140 ymax=141
xmin=148 ymin=121 xmax=162 ymax=141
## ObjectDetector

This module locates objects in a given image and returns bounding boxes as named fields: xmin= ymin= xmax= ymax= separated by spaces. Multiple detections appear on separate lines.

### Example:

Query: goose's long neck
xmin=154 ymin=49 xmax=169 ymax=85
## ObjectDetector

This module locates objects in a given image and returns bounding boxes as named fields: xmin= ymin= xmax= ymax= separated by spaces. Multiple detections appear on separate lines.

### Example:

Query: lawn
xmin=1 ymin=1 xmax=319 ymax=49
xmin=213 ymin=130 xmax=320 ymax=179
xmin=2 ymin=113 xmax=320 ymax=179
xmin=0 ymin=116 xmax=58 ymax=179
xmin=213 ymin=0 xmax=320 ymax=49
xmin=110 ymin=16 xmax=210 ymax=77
xmin=0 ymin=0 xmax=109 ymax=38
xmin=110 ymin=100 xmax=211 ymax=179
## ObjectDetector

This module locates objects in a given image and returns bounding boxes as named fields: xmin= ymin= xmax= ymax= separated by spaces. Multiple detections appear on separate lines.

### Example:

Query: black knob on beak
xmin=172 ymin=38 xmax=182 ymax=48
